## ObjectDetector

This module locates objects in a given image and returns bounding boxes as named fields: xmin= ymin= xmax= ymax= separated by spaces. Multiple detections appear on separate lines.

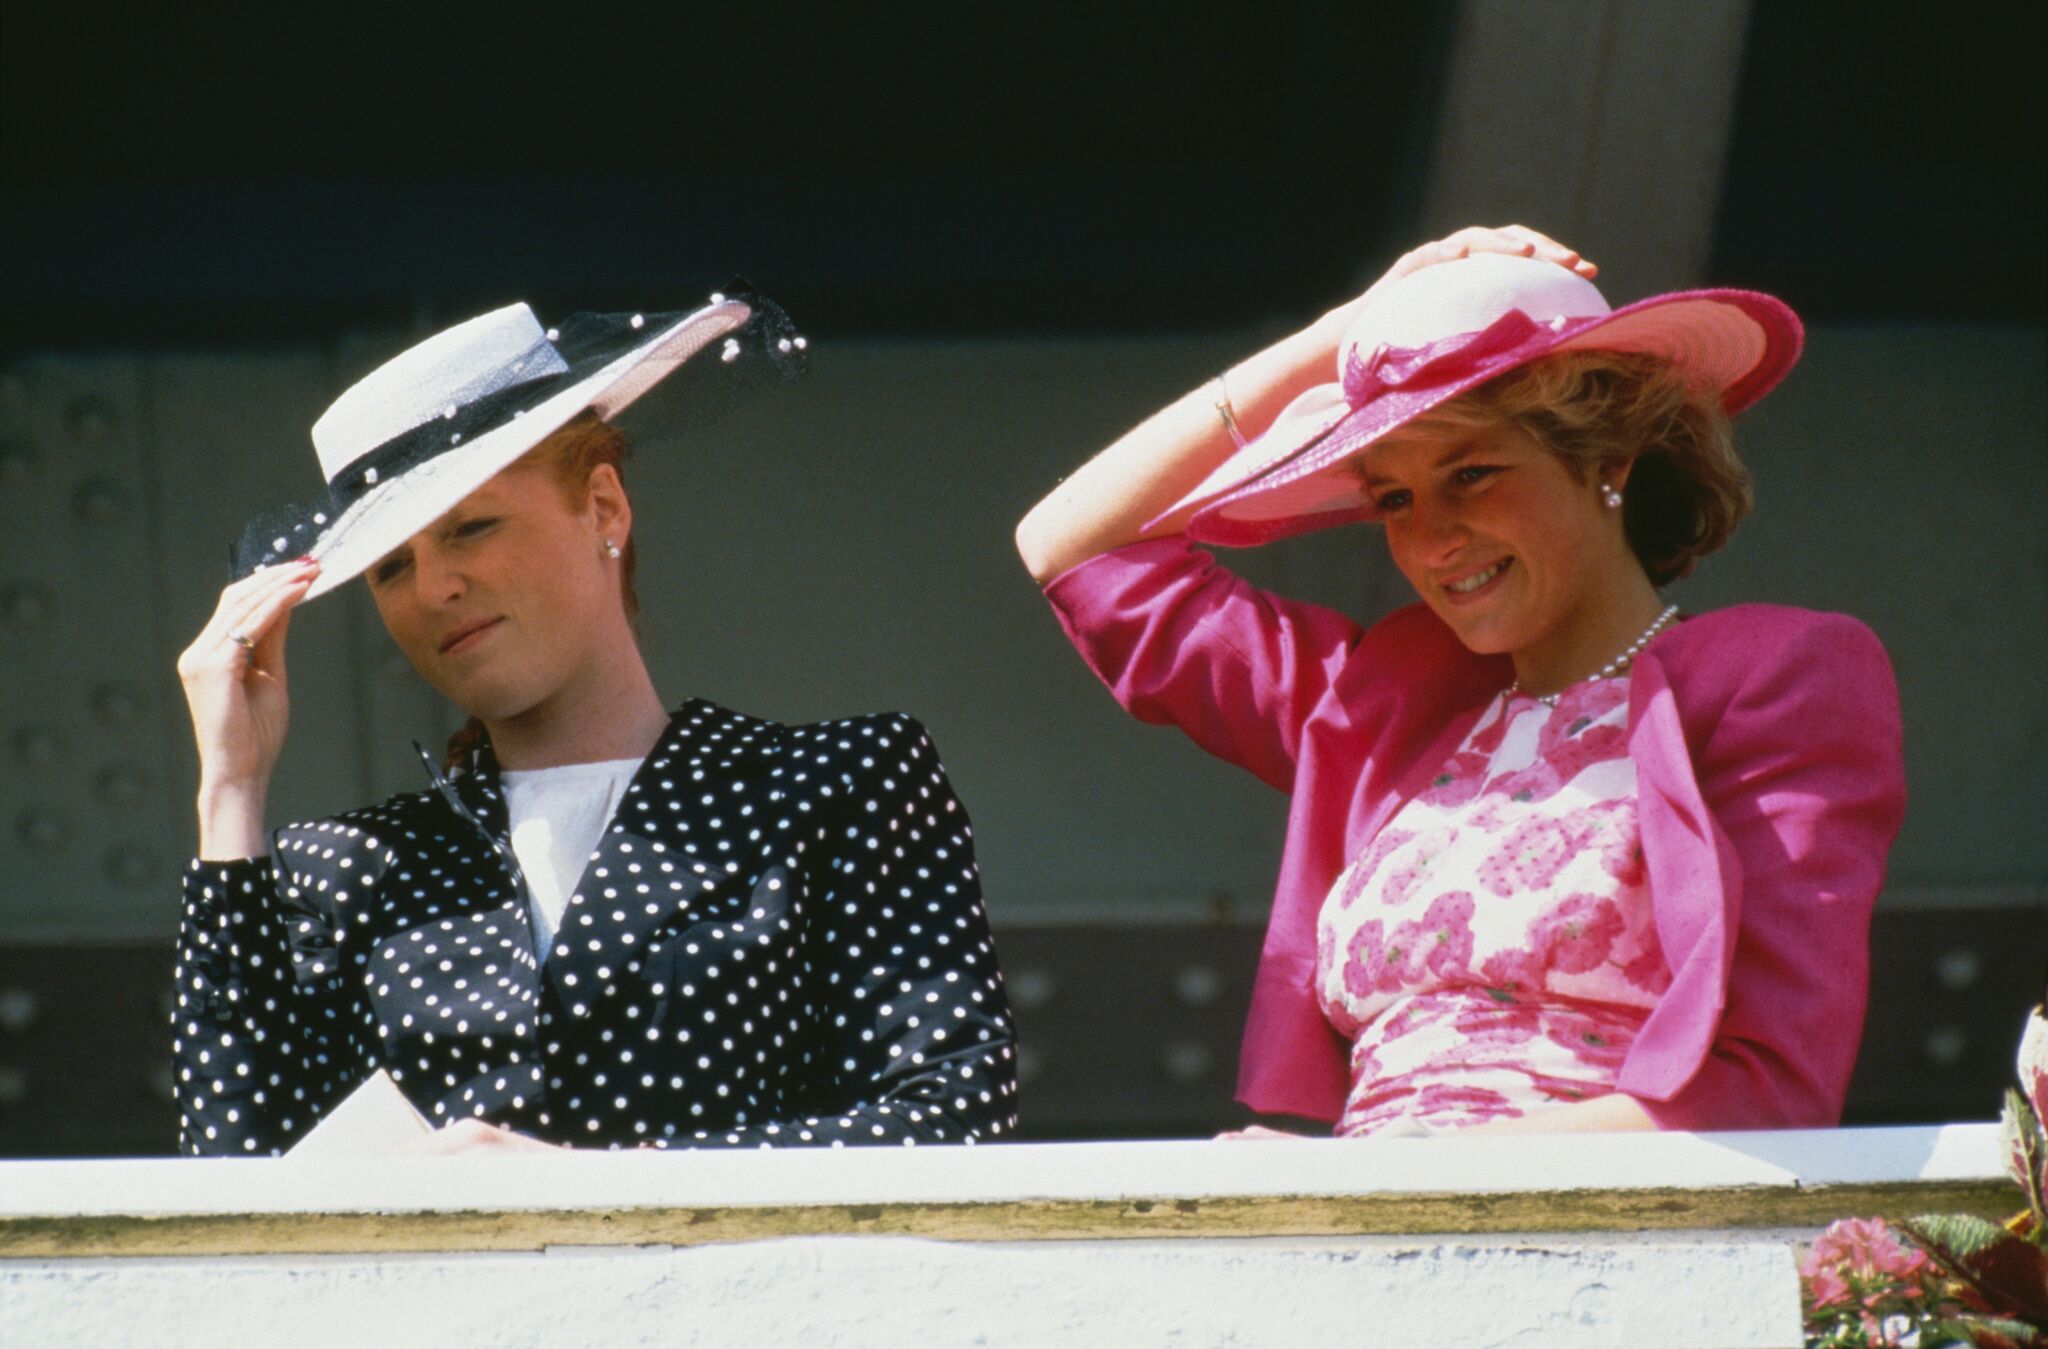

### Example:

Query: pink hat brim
xmin=1159 ymin=287 xmax=1802 ymax=549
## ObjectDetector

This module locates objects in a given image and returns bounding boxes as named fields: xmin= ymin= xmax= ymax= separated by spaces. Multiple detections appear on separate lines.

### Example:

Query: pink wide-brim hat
xmin=1156 ymin=253 xmax=1804 ymax=547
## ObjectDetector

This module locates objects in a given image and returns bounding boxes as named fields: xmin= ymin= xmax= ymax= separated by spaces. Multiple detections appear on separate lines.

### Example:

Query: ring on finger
xmin=228 ymin=631 xmax=256 ymax=653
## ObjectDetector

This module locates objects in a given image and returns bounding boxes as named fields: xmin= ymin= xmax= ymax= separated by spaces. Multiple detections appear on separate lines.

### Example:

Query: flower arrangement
xmin=1801 ymin=1003 xmax=2048 ymax=1348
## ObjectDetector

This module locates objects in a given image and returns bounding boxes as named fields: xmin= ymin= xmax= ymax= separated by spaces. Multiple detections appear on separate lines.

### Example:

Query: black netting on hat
xmin=229 ymin=282 xmax=808 ymax=579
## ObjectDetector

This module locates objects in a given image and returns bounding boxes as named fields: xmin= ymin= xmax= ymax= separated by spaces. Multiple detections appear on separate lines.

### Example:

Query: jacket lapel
xmin=521 ymin=707 xmax=731 ymax=1024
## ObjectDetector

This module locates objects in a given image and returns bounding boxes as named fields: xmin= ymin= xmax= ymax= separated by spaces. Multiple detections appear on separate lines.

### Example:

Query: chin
xmin=1434 ymin=604 xmax=1527 ymax=658
xmin=426 ymin=667 xmax=543 ymax=725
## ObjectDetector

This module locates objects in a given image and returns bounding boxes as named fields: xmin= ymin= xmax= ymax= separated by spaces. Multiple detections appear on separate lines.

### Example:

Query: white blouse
xmin=499 ymin=757 xmax=643 ymax=960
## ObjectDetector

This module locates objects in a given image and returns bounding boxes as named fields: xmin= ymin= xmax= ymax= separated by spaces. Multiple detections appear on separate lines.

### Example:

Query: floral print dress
xmin=1314 ymin=676 xmax=1671 ymax=1136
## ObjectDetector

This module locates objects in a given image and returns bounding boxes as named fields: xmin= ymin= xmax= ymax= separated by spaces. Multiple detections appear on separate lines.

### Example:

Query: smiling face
xmin=1361 ymin=420 xmax=1650 ymax=674
xmin=366 ymin=454 xmax=633 ymax=723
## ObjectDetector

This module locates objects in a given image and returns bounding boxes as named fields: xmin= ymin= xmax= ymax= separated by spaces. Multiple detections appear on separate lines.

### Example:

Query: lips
xmin=438 ymin=617 xmax=502 ymax=656
xmin=1443 ymin=557 xmax=1512 ymax=597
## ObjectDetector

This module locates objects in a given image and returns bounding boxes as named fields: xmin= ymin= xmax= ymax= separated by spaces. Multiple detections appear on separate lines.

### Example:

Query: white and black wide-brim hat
xmin=233 ymin=287 xmax=803 ymax=599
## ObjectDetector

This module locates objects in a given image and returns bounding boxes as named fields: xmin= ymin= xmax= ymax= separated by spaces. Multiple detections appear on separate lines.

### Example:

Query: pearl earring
xmin=1601 ymin=484 xmax=1624 ymax=510
xmin=603 ymin=540 xmax=621 ymax=559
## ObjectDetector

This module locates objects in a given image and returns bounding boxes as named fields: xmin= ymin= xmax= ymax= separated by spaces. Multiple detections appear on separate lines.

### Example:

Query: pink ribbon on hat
xmin=1339 ymin=308 xmax=1573 ymax=409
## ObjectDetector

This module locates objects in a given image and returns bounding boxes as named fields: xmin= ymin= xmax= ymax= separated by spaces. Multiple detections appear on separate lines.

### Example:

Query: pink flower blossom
xmin=1477 ymin=816 xmax=1591 ymax=896
xmin=1806 ymin=1217 xmax=1930 ymax=1283
xmin=1392 ymin=890 xmax=1475 ymax=980
xmin=1416 ymin=750 xmax=1489 ymax=809
xmin=1531 ymin=893 xmax=1626 ymax=974
xmin=1331 ymin=829 xmax=1415 ymax=910
xmin=1342 ymin=919 xmax=1424 ymax=999
xmin=1615 ymin=946 xmax=1672 ymax=995
xmin=1803 ymin=1265 xmax=1850 ymax=1309
xmin=1479 ymin=948 xmax=1545 ymax=1000
xmin=1547 ymin=677 xmax=1629 ymax=730
xmin=1541 ymin=1015 xmax=1631 ymax=1071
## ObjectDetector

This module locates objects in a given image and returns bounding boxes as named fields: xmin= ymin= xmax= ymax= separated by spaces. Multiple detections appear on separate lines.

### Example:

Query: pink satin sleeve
xmin=1042 ymin=537 xmax=1365 ymax=793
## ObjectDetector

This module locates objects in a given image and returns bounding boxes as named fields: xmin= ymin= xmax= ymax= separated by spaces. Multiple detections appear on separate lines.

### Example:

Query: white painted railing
xmin=0 ymin=1125 xmax=2014 ymax=1348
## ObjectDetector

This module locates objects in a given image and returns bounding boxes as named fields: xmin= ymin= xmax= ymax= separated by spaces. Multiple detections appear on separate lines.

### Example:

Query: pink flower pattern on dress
xmin=1315 ymin=680 xmax=1668 ymax=1137
xmin=1476 ymin=813 xmax=1594 ymax=897
xmin=1330 ymin=828 xmax=1415 ymax=911
xmin=1530 ymin=892 xmax=1625 ymax=974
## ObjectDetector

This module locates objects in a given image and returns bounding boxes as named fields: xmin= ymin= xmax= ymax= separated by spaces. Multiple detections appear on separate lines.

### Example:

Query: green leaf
xmin=1900 ymin=1213 xmax=2048 ymax=1325
xmin=2019 ymin=1004 xmax=2047 ymax=1121
xmin=2003 ymin=1087 xmax=2048 ymax=1223
xmin=1924 ymin=1310 xmax=2047 ymax=1349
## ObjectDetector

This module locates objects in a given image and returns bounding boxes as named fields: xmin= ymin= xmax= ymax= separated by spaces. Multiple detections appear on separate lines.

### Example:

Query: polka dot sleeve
xmin=659 ymin=716 xmax=1020 ymax=1149
xmin=173 ymin=854 xmax=367 ymax=1155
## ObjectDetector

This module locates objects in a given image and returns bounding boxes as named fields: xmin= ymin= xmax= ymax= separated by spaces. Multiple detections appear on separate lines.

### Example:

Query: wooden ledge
xmin=0 ymin=1124 xmax=2013 ymax=1258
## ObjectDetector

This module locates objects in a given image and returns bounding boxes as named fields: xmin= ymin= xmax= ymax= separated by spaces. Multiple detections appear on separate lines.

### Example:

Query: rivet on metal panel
xmin=1174 ymin=964 xmax=1222 ymax=1006
xmin=1934 ymin=948 xmax=1981 ymax=990
xmin=73 ymin=475 xmax=130 ymax=524
xmin=0 ymin=437 xmax=38 ymax=487
xmin=95 ymin=764 xmax=148 ymax=807
xmin=105 ymin=845 xmax=155 ymax=887
xmin=1015 ymin=1045 xmax=1045 ymax=1084
xmin=1 ymin=580 xmax=54 ymax=628
xmin=0 ymin=1066 xmax=26 ymax=1104
xmin=66 ymin=395 xmax=116 ymax=444
xmin=15 ymin=809 xmax=69 ymax=853
xmin=1925 ymin=1025 xmax=1968 ymax=1068
xmin=0 ymin=988 xmax=38 ymax=1035
xmin=11 ymin=724 xmax=63 ymax=766
xmin=1161 ymin=1041 xmax=1213 ymax=1083
xmin=91 ymin=682 xmax=146 ymax=726
xmin=1008 ymin=969 xmax=1056 ymax=1010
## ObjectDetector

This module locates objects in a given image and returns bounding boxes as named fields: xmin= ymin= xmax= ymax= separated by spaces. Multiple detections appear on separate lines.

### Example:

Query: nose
xmin=1406 ymin=499 xmax=1471 ymax=567
xmin=409 ymin=543 xmax=467 ymax=607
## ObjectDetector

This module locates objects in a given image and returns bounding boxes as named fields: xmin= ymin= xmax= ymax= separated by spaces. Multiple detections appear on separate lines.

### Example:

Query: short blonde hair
xmin=1377 ymin=350 xmax=1750 ymax=586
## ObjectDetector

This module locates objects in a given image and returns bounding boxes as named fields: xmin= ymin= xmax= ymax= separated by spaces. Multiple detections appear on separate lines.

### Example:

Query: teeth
xmin=1447 ymin=560 xmax=1507 ymax=594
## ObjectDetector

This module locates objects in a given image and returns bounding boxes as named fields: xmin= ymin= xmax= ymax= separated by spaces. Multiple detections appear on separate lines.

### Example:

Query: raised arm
xmin=1013 ymin=227 xmax=1597 ymax=582
xmin=176 ymin=556 xmax=321 ymax=859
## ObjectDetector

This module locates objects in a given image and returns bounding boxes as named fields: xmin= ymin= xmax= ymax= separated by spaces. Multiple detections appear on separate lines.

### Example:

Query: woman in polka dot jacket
xmin=172 ymin=300 xmax=1018 ymax=1154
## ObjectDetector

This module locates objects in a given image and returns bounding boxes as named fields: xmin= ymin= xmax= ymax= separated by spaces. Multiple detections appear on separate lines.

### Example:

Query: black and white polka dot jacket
xmin=174 ymin=701 xmax=1018 ymax=1153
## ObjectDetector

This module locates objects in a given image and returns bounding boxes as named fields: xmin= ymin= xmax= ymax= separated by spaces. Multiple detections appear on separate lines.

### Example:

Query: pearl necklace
xmin=1508 ymin=604 xmax=1679 ymax=707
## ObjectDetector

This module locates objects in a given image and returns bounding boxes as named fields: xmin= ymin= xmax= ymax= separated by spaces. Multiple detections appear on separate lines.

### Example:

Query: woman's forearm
xmin=196 ymin=776 xmax=271 ymax=861
xmin=1014 ymin=316 xmax=1345 ymax=583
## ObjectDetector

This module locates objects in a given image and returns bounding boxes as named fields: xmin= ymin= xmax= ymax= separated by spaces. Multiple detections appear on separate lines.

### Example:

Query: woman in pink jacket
xmin=1015 ymin=226 xmax=1906 ymax=1136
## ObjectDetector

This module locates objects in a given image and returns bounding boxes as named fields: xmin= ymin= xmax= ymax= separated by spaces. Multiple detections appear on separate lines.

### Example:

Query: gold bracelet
xmin=1212 ymin=373 xmax=1249 ymax=448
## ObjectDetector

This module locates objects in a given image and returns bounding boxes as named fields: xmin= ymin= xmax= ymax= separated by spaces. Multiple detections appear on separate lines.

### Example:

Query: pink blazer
xmin=1045 ymin=537 xmax=1907 ymax=1129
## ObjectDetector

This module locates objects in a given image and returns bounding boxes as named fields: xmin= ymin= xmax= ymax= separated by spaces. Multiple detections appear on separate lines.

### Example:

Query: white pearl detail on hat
xmin=311 ymin=305 xmax=574 ymax=482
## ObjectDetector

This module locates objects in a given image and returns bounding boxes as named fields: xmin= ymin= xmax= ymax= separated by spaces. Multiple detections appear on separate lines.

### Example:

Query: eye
xmin=369 ymin=555 xmax=410 ymax=586
xmin=452 ymin=516 xmax=499 ymax=538
xmin=1450 ymin=464 xmax=1502 ymax=488
xmin=1371 ymin=488 xmax=1412 ymax=514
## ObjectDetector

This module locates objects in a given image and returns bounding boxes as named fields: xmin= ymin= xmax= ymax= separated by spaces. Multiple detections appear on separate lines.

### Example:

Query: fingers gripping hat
xmin=1159 ymin=254 xmax=1803 ymax=547
xmin=232 ymin=286 xmax=805 ymax=599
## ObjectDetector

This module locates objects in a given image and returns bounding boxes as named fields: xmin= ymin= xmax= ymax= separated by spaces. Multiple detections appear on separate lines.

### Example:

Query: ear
xmin=584 ymin=462 xmax=632 ymax=547
xmin=1605 ymin=454 xmax=1639 ymax=495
